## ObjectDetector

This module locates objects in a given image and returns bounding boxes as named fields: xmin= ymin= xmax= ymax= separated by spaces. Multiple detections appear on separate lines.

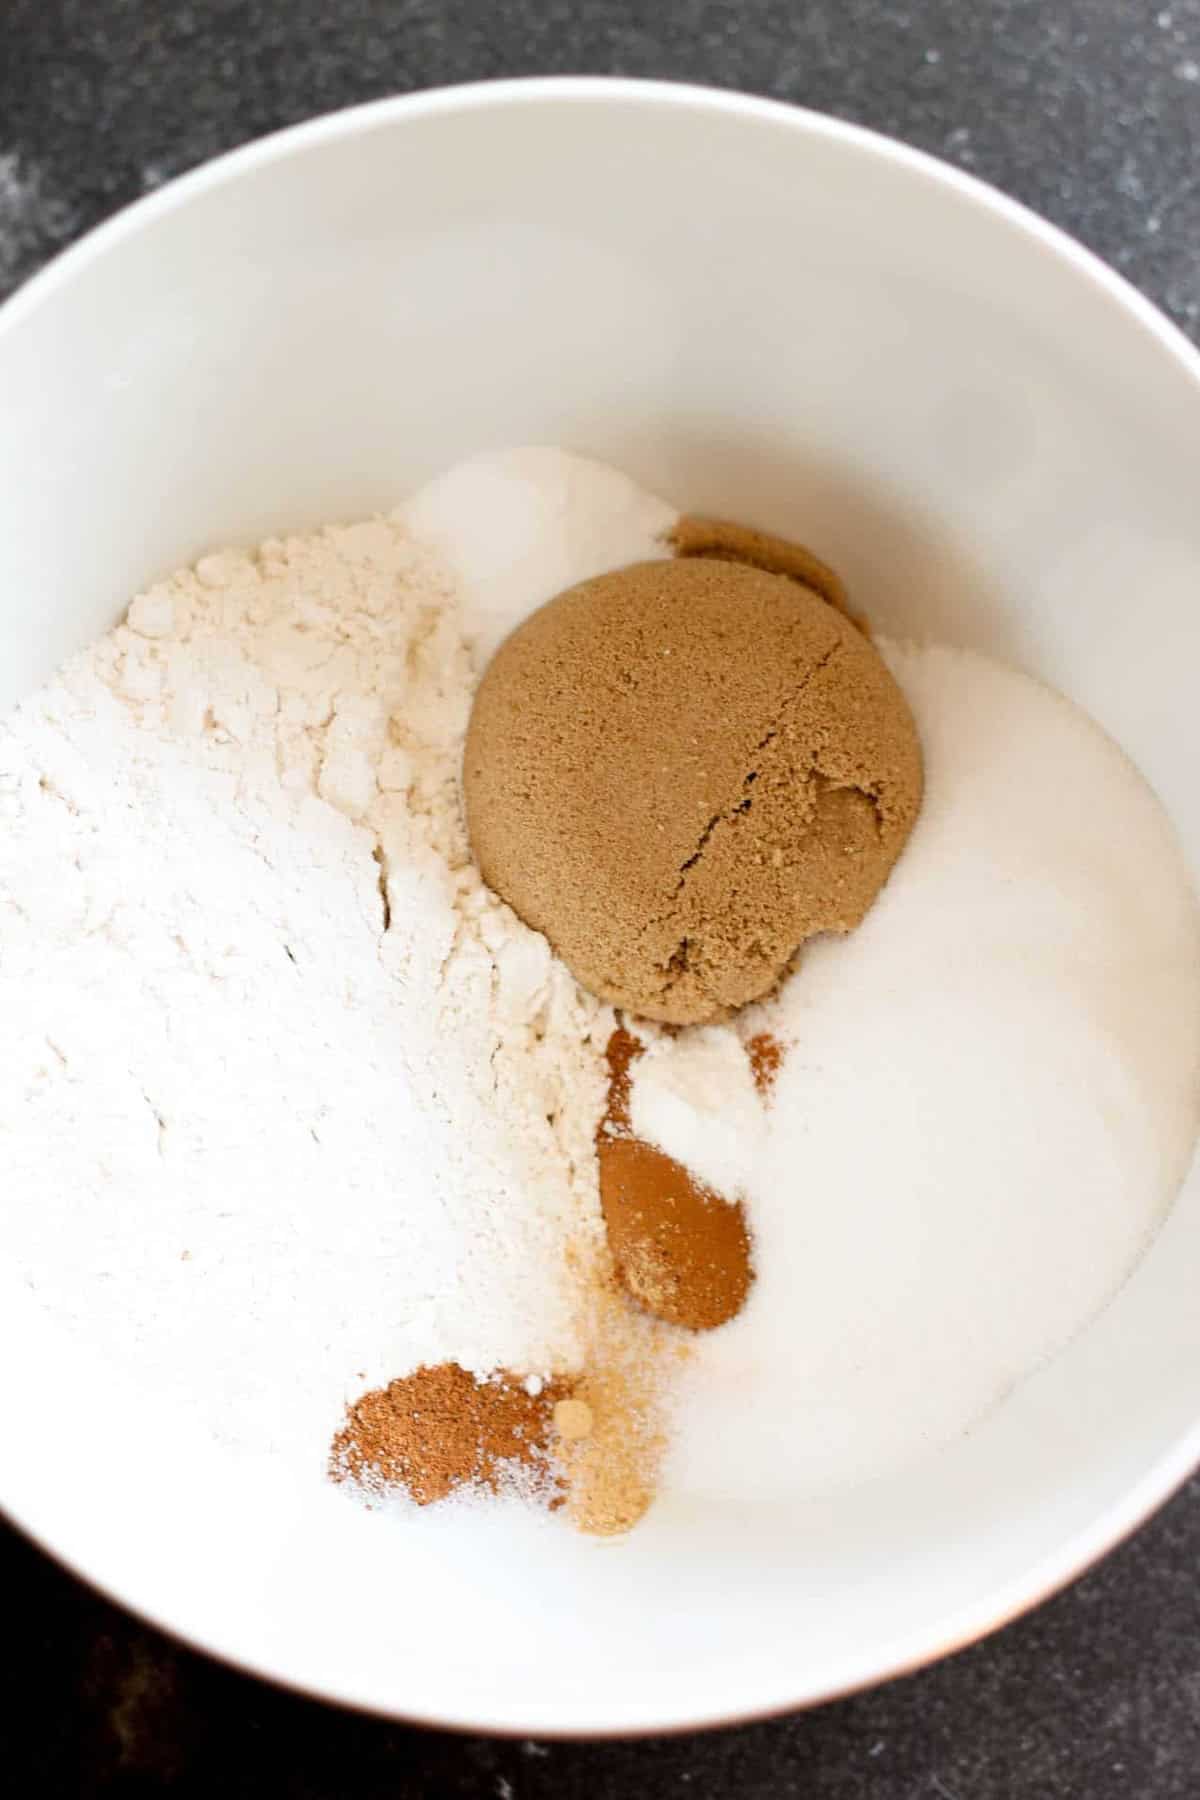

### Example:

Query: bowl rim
xmin=3 ymin=73 xmax=1200 ymax=1739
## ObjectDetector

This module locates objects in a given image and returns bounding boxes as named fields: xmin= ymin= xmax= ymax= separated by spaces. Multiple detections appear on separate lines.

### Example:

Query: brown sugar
xmin=464 ymin=557 xmax=922 ymax=1026
xmin=596 ymin=1027 xmax=754 ymax=1333
xmin=330 ymin=1362 xmax=572 ymax=1506
xmin=669 ymin=513 xmax=866 ymax=631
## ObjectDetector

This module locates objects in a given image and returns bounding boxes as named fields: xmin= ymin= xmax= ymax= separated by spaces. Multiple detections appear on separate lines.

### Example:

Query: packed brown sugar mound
xmin=668 ymin=513 xmax=862 ymax=627
xmin=464 ymin=557 xmax=923 ymax=1025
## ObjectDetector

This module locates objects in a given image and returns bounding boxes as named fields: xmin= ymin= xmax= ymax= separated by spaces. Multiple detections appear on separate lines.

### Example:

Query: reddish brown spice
xmin=330 ymin=1362 xmax=573 ymax=1506
xmin=597 ymin=1026 xmax=754 ymax=1332
xmin=746 ymin=1030 xmax=785 ymax=1098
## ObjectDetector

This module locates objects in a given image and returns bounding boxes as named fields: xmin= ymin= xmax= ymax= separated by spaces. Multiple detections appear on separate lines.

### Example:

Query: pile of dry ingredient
xmin=464 ymin=552 xmax=923 ymax=1024
xmin=2 ymin=447 xmax=1199 ymax=1536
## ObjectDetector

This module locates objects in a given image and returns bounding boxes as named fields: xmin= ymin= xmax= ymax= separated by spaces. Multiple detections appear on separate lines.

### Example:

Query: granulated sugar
xmin=635 ymin=643 xmax=1200 ymax=1503
xmin=399 ymin=445 xmax=675 ymax=669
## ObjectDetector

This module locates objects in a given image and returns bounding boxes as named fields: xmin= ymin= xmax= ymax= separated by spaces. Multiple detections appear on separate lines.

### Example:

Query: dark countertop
xmin=3 ymin=3 xmax=1199 ymax=1793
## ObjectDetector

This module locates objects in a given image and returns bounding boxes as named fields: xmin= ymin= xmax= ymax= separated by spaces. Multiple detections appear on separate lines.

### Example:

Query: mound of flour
xmin=0 ymin=513 xmax=623 ymax=1470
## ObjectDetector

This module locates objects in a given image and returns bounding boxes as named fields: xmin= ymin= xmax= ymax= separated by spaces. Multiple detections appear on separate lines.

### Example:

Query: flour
xmin=635 ymin=643 xmax=1200 ymax=1503
xmin=0 ymin=507 xmax=618 ymax=1471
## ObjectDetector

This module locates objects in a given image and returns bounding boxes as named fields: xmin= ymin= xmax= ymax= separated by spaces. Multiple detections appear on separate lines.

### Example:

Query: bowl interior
xmin=2 ymin=81 xmax=1199 ymax=1733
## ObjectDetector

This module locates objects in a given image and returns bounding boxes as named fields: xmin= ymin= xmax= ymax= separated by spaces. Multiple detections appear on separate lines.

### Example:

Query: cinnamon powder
xmin=600 ymin=1024 xmax=644 ymax=1134
xmin=746 ymin=1030 xmax=785 ymax=1098
xmin=331 ymin=1362 xmax=573 ymax=1505
xmin=597 ymin=1027 xmax=754 ymax=1332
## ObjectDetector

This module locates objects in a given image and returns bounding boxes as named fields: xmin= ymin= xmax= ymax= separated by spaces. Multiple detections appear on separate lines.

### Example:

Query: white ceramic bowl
xmin=2 ymin=78 xmax=1199 ymax=1736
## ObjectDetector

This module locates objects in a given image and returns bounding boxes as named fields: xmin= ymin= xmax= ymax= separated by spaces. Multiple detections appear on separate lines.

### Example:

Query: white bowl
xmin=2 ymin=78 xmax=1199 ymax=1736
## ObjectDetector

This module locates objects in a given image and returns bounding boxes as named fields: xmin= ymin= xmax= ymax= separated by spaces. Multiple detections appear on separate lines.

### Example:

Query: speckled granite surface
xmin=2 ymin=2 xmax=1199 ymax=1792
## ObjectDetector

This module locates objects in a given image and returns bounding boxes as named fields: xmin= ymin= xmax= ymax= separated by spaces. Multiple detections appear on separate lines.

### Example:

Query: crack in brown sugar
xmin=671 ymin=637 xmax=844 ymax=899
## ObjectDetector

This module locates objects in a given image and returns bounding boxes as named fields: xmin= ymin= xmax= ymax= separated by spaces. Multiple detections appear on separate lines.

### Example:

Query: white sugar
xmin=641 ymin=643 xmax=1200 ymax=1503
xmin=399 ymin=445 xmax=675 ymax=668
